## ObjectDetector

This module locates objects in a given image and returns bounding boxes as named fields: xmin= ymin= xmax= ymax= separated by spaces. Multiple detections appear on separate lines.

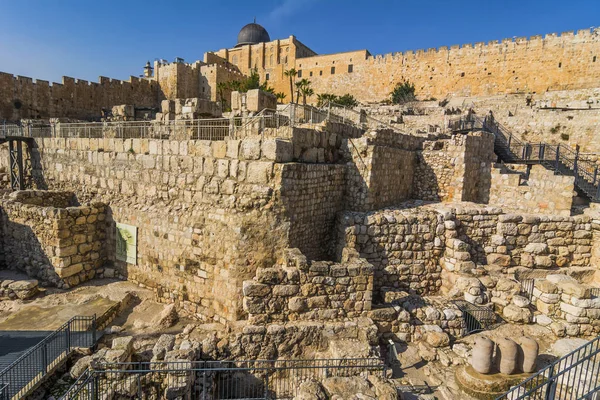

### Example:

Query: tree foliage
xmin=220 ymin=68 xmax=274 ymax=95
xmin=275 ymin=92 xmax=286 ymax=103
xmin=316 ymin=93 xmax=358 ymax=108
xmin=284 ymin=68 xmax=298 ymax=103
xmin=390 ymin=80 xmax=416 ymax=104
xmin=295 ymin=79 xmax=313 ymax=105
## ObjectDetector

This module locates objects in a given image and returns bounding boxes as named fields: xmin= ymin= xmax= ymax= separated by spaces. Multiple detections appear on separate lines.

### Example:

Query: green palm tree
xmin=275 ymin=92 xmax=286 ymax=104
xmin=295 ymin=79 xmax=313 ymax=105
xmin=284 ymin=68 xmax=298 ymax=103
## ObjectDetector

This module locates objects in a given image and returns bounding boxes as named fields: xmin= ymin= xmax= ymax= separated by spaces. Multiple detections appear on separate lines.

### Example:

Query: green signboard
xmin=116 ymin=222 xmax=137 ymax=264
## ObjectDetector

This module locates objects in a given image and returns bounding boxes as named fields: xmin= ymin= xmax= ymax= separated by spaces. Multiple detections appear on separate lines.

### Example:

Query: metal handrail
xmin=322 ymin=101 xmax=410 ymax=134
xmin=450 ymin=114 xmax=600 ymax=201
xmin=0 ymin=315 xmax=97 ymax=399
xmin=61 ymin=357 xmax=386 ymax=400
xmin=496 ymin=335 xmax=600 ymax=399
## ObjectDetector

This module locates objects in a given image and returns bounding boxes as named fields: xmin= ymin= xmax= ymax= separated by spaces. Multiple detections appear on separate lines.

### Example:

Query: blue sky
xmin=0 ymin=0 xmax=598 ymax=83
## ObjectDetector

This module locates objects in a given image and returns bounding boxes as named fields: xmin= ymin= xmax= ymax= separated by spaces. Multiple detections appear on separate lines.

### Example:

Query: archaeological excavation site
xmin=0 ymin=18 xmax=600 ymax=400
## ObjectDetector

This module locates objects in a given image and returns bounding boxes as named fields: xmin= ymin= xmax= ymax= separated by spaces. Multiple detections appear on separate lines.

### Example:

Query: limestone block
xmin=367 ymin=307 xmax=398 ymax=322
xmin=55 ymin=263 xmax=84 ymax=278
xmin=426 ymin=331 xmax=450 ymax=348
xmin=534 ymin=279 xmax=558 ymax=294
xmin=546 ymin=274 xmax=576 ymax=285
xmin=272 ymin=285 xmax=299 ymax=297
xmin=288 ymin=297 xmax=307 ymax=313
xmin=560 ymin=302 xmax=586 ymax=317
xmin=240 ymin=139 xmax=261 ymax=160
xmin=534 ymin=256 xmax=553 ymax=268
xmin=535 ymin=299 xmax=557 ymax=315
xmin=557 ymin=282 xmax=591 ymax=299
xmin=503 ymin=304 xmax=533 ymax=323
xmin=152 ymin=334 xmax=175 ymax=361
xmin=246 ymin=161 xmax=273 ymax=183
xmin=112 ymin=336 xmax=134 ymax=353
xmin=524 ymin=243 xmax=549 ymax=255
xmin=487 ymin=253 xmax=511 ymax=267
xmin=242 ymin=281 xmax=270 ymax=297
xmin=534 ymin=314 xmax=553 ymax=326
xmin=512 ymin=295 xmax=531 ymax=308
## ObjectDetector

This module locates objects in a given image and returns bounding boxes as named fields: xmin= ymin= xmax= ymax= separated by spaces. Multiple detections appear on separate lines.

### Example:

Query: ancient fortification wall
xmin=0 ymin=74 xmax=159 ymax=121
xmin=293 ymin=29 xmax=600 ymax=103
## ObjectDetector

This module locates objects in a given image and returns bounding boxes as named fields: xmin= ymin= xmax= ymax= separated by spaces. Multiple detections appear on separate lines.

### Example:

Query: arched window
xmin=270 ymin=55 xmax=273 ymax=66
xmin=232 ymin=55 xmax=237 ymax=65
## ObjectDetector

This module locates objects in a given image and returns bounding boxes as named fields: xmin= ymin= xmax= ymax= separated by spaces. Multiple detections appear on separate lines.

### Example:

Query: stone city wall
xmin=242 ymin=248 xmax=373 ymax=323
xmin=368 ymin=295 xmax=464 ymax=343
xmin=0 ymin=73 xmax=159 ymax=121
xmin=0 ymin=190 xmax=107 ymax=287
xmin=252 ymin=29 xmax=600 ymax=103
xmin=490 ymin=164 xmax=575 ymax=216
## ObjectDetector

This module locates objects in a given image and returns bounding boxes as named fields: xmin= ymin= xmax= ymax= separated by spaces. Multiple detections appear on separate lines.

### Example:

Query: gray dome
xmin=236 ymin=23 xmax=270 ymax=47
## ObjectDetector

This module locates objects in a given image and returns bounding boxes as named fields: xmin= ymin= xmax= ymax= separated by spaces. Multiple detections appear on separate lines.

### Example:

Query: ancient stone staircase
xmin=449 ymin=114 xmax=600 ymax=202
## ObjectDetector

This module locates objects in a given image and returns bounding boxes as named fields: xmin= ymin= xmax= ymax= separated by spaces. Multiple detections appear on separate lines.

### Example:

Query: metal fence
xmin=448 ymin=114 xmax=600 ymax=202
xmin=453 ymin=300 xmax=501 ymax=336
xmin=0 ymin=384 xmax=8 ymax=400
xmin=0 ymin=316 xmax=97 ymax=400
xmin=60 ymin=358 xmax=386 ymax=400
xmin=1 ymin=124 xmax=53 ymax=139
xmin=497 ymin=335 xmax=600 ymax=400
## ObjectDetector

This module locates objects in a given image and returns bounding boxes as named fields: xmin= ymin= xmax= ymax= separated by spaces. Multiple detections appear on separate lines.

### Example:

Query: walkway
xmin=449 ymin=115 xmax=600 ymax=202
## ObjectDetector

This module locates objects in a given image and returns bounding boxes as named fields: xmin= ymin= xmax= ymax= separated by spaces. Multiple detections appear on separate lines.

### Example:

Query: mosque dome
xmin=236 ymin=22 xmax=271 ymax=47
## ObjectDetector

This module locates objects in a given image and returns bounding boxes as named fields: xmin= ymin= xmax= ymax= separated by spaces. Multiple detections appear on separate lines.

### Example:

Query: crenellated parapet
xmin=0 ymin=72 xmax=159 ymax=121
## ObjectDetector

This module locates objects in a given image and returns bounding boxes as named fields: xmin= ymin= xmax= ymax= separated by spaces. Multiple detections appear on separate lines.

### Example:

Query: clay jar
xmin=471 ymin=336 xmax=494 ymax=374
xmin=517 ymin=337 xmax=539 ymax=373
xmin=496 ymin=337 xmax=519 ymax=375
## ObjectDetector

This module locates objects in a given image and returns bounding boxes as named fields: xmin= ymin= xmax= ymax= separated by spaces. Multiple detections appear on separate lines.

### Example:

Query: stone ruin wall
xmin=287 ymin=29 xmax=600 ymax=103
xmin=414 ymin=132 xmax=495 ymax=202
xmin=466 ymin=88 xmax=600 ymax=153
xmin=0 ymin=119 xmax=593 ymax=326
xmin=336 ymin=207 xmax=444 ymax=298
xmin=0 ymin=73 xmax=159 ymax=121
xmin=0 ymin=128 xmax=357 ymax=323
xmin=0 ymin=190 xmax=107 ymax=287
xmin=242 ymin=248 xmax=374 ymax=324
xmin=337 ymin=204 xmax=599 ymax=301
xmin=490 ymin=164 xmax=575 ymax=216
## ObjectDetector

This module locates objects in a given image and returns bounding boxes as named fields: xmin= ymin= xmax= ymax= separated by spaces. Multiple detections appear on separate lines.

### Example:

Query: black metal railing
xmin=449 ymin=114 xmax=600 ymax=201
xmin=497 ymin=335 xmax=600 ymax=400
xmin=518 ymin=279 xmax=535 ymax=302
xmin=0 ymin=384 xmax=8 ymax=400
xmin=453 ymin=300 xmax=501 ymax=336
xmin=0 ymin=316 xmax=97 ymax=400
xmin=60 ymin=358 xmax=386 ymax=400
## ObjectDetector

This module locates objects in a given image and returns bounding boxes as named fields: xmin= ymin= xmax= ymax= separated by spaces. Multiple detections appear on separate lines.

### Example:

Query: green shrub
xmin=391 ymin=80 xmax=416 ymax=104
